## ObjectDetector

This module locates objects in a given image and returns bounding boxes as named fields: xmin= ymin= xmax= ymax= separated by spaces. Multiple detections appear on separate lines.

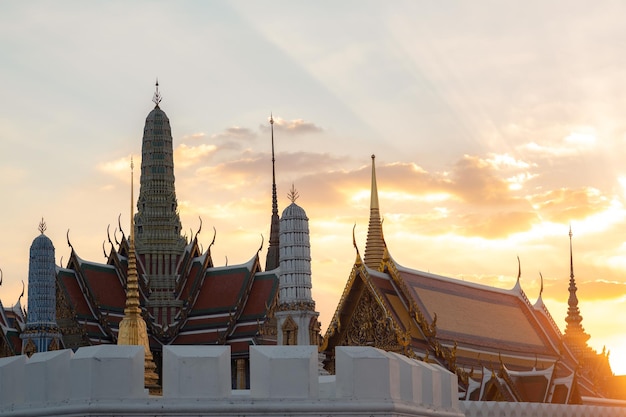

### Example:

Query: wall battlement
xmin=0 ymin=345 xmax=463 ymax=417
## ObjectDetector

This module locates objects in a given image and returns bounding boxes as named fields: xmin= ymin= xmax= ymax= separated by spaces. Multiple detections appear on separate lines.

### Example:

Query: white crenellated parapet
xmin=0 ymin=345 xmax=464 ymax=417
xmin=70 ymin=345 xmax=148 ymax=400
xmin=250 ymin=345 xmax=319 ymax=399
xmin=335 ymin=346 xmax=401 ymax=400
xmin=0 ymin=354 xmax=26 ymax=406
xmin=25 ymin=349 xmax=72 ymax=404
xmin=162 ymin=345 xmax=231 ymax=398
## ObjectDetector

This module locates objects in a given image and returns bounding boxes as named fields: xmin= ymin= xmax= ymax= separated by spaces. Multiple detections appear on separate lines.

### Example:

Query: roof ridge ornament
xmin=152 ymin=78 xmax=162 ymax=108
xmin=288 ymin=183 xmax=299 ymax=203
xmin=38 ymin=217 xmax=47 ymax=234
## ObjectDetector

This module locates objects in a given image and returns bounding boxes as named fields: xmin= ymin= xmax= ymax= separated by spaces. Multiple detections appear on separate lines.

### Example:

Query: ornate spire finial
xmin=38 ymin=217 xmax=47 ymax=234
xmin=364 ymin=154 xmax=385 ymax=269
xmin=152 ymin=78 xmax=162 ymax=107
xmin=288 ymin=183 xmax=299 ymax=203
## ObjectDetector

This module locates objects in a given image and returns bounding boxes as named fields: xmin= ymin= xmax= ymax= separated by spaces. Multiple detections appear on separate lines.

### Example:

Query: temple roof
xmin=56 ymin=241 xmax=278 ymax=354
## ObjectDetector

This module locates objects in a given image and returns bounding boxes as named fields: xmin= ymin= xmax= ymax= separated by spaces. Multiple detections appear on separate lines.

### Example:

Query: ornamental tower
xmin=21 ymin=219 xmax=62 ymax=356
xmin=276 ymin=185 xmax=320 ymax=345
xmin=265 ymin=114 xmax=280 ymax=271
xmin=134 ymin=81 xmax=186 ymax=327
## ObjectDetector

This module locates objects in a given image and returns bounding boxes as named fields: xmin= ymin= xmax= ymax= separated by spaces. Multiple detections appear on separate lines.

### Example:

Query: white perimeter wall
xmin=0 ymin=345 xmax=464 ymax=417
xmin=2 ymin=344 xmax=626 ymax=417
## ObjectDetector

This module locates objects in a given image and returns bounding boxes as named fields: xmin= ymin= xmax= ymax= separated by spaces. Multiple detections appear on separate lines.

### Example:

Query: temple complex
xmin=321 ymin=155 xmax=617 ymax=403
xmin=0 ymin=85 xmax=623 ymax=406
xmin=0 ymin=83 xmax=322 ymax=390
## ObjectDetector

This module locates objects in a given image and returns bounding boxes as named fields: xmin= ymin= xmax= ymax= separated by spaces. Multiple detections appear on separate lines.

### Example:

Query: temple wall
xmin=2 ymin=344 xmax=625 ymax=417
xmin=0 ymin=345 xmax=464 ymax=417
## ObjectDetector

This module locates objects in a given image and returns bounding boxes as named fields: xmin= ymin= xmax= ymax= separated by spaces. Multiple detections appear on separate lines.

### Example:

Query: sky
xmin=2 ymin=1 xmax=626 ymax=374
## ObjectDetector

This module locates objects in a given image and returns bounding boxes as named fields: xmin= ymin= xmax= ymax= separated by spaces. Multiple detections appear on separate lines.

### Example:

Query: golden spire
xmin=564 ymin=225 xmax=590 ymax=350
xmin=364 ymin=155 xmax=385 ymax=270
xmin=117 ymin=156 xmax=160 ymax=393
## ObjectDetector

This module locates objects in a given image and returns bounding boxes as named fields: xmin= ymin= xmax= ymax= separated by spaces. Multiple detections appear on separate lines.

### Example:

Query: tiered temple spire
xmin=276 ymin=185 xmax=320 ymax=346
xmin=265 ymin=114 xmax=280 ymax=271
xmin=134 ymin=81 xmax=186 ymax=327
xmin=20 ymin=219 xmax=62 ymax=356
xmin=364 ymin=155 xmax=385 ymax=270
xmin=563 ymin=226 xmax=590 ymax=355
xmin=118 ymin=158 xmax=159 ymax=393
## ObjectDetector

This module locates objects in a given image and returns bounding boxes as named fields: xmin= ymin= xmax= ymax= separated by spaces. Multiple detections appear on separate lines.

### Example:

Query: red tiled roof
xmin=80 ymin=263 xmax=126 ymax=311
xmin=192 ymin=268 xmax=249 ymax=313
xmin=58 ymin=269 xmax=93 ymax=318
xmin=240 ymin=273 xmax=279 ymax=319
xmin=395 ymin=266 xmax=555 ymax=355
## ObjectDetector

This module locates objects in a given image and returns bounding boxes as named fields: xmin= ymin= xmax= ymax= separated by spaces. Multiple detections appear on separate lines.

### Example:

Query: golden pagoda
xmin=117 ymin=158 xmax=160 ymax=393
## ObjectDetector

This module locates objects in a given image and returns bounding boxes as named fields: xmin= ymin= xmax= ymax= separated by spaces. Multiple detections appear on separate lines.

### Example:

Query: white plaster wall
xmin=8 ymin=345 xmax=625 ymax=417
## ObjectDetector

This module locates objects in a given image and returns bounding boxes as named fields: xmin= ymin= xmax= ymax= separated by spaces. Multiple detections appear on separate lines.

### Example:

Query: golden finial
xmin=287 ymin=183 xmax=299 ymax=203
xmin=38 ymin=217 xmax=47 ymax=234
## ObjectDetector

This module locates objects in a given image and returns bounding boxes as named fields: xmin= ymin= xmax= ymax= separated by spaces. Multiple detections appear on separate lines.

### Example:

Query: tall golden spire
xmin=117 ymin=157 xmax=160 ymax=393
xmin=564 ymin=225 xmax=590 ymax=353
xmin=364 ymin=155 xmax=385 ymax=270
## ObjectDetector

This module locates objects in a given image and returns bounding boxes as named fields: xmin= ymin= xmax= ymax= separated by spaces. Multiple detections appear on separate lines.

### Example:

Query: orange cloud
xmin=448 ymin=155 xmax=520 ymax=205
xmin=174 ymin=143 xmax=217 ymax=168
xmin=456 ymin=210 xmax=539 ymax=238
xmin=531 ymin=187 xmax=611 ymax=223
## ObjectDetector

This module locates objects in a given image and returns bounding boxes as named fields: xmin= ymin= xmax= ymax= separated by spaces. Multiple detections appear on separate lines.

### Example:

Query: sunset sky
xmin=2 ymin=2 xmax=626 ymax=374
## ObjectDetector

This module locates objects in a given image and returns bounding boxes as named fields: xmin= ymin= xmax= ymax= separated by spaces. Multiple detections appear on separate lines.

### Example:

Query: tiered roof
xmin=56 ymin=236 xmax=278 ymax=356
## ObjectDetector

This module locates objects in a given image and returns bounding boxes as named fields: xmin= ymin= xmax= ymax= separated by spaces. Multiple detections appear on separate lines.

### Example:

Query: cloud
xmin=181 ymin=132 xmax=207 ymax=141
xmin=174 ymin=143 xmax=217 ymax=168
xmin=578 ymin=280 xmax=626 ymax=301
xmin=448 ymin=155 xmax=520 ymax=205
xmin=210 ymin=127 xmax=256 ymax=142
xmin=260 ymin=117 xmax=323 ymax=135
xmin=98 ymin=155 xmax=134 ymax=174
xmin=456 ymin=210 xmax=539 ymax=238
xmin=531 ymin=187 xmax=611 ymax=223
xmin=519 ymin=130 xmax=598 ymax=158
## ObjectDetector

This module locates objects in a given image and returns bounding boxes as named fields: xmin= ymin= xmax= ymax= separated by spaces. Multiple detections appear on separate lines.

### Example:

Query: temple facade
xmin=52 ymin=86 xmax=313 ymax=388
xmin=321 ymin=155 xmax=616 ymax=403
xmin=0 ymin=84 xmax=323 ymax=391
